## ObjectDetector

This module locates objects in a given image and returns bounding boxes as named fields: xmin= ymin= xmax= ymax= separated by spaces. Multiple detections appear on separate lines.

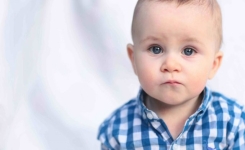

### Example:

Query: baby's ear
xmin=127 ymin=44 xmax=137 ymax=75
xmin=208 ymin=50 xmax=223 ymax=79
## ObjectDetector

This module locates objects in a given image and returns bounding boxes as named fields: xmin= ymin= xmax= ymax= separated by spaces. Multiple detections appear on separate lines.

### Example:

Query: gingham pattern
xmin=97 ymin=87 xmax=245 ymax=150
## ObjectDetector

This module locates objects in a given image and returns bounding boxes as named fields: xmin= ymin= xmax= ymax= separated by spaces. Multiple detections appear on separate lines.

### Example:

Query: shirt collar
xmin=195 ymin=87 xmax=213 ymax=117
xmin=136 ymin=87 xmax=213 ymax=122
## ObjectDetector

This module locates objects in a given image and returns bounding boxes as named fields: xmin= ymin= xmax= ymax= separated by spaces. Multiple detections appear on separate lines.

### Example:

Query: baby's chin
xmin=147 ymin=91 xmax=201 ymax=108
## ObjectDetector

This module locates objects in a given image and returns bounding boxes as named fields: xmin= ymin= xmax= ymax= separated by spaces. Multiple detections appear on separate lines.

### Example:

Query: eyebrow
xmin=139 ymin=36 xmax=161 ymax=44
xmin=182 ymin=37 xmax=201 ymax=43
xmin=140 ymin=36 xmax=204 ymax=46
xmin=181 ymin=37 xmax=205 ymax=47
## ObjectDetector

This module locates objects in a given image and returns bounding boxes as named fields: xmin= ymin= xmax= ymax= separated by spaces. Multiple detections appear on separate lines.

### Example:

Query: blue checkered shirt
xmin=97 ymin=87 xmax=245 ymax=150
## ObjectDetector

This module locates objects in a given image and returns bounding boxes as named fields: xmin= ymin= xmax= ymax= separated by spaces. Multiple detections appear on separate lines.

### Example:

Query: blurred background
xmin=0 ymin=0 xmax=244 ymax=149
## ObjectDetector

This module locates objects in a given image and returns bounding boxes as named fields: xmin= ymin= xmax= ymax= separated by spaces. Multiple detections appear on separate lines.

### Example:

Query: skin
xmin=127 ymin=1 xmax=223 ymax=139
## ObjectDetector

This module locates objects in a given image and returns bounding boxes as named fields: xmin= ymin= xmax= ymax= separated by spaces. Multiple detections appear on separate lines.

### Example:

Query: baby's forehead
xmin=134 ymin=0 xmax=215 ymax=18
xmin=135 ymin=0 xmax=216 ymax=7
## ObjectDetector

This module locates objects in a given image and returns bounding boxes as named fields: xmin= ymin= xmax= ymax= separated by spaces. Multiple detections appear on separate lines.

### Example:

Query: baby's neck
xmin=145 ymin=93 xmax=203 ymax=139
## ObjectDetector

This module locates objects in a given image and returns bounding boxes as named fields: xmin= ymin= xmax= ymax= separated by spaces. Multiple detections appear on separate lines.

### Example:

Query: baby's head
xmin=127 ymin=0 xmax=223 ymax=105
xmin=131 ymin=0 xmax=223 ymax=49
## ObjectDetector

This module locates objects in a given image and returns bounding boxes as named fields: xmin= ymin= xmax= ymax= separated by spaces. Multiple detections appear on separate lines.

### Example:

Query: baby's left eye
xmin=149 ymin=45 xmax=163 ymax=54
xmin=182 ymin=48 xmax=196 ymax=56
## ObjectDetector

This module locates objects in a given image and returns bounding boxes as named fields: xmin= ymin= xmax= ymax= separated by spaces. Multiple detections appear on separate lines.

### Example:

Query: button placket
xmin=147 ymin=112 xmax=153 ymax=120
xmin=171 ymin=144 xmax=179 ymax=150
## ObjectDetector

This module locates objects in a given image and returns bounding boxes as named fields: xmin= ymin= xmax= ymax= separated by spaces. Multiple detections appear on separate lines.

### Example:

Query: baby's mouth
xmin=163 ymin=80 xmax=181 ymax=85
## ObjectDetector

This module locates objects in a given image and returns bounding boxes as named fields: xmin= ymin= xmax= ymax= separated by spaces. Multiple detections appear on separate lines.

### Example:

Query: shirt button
xmin=147 ymin=112 xmax=153 ymax=119
xmin=173 ymin=144 xmax=181 ymax=150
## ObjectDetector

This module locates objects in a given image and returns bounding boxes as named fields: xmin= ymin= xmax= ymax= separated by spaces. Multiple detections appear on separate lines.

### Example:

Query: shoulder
xmin=202 ymin=90 xmax=245 ymax=148
xmin=98 ymin=98 xmax=138 ymax=129
xmin=208 ymin=90 xmax=245 ymax=134
xmin=209 ymin=90 xmax=244 ymax=117
xmin=97 ymin=98 xmax=139 ymax=148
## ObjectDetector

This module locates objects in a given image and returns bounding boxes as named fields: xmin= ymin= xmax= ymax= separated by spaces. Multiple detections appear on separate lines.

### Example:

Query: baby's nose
xmin=160 ymin=55 xmax=181 ymax=73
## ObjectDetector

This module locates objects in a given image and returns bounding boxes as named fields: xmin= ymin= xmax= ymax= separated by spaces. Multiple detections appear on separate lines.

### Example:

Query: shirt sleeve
xmin=101 ymin=144 xmax=110 ymax=150
xmin=231 ymin=108 xmax=245 ymax=149
xmin=97 ymin=120 xmax=119 ymax=150
xmin=98 ymin=133 xmax=118 ymax=150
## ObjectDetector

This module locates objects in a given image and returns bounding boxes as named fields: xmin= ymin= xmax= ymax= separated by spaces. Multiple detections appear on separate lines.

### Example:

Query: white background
xmin=0 ymin=0 xmax=244 ymax=149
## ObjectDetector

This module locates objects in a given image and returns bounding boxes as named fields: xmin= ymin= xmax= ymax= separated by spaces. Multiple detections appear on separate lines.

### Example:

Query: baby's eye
xmin=182 ymin=48 xmax=196 ymax=56
xmin=149 ymin=46 xmax=163 ymax=54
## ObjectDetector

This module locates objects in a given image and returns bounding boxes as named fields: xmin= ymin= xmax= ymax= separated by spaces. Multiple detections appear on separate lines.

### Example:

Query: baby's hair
xmin=131 ymin=0 xmax=223 ymax=49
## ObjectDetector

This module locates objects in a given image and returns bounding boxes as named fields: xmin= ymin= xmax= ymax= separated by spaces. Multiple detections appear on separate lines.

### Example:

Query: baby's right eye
xmin=149 ymin=45 xmax=163 ymax=54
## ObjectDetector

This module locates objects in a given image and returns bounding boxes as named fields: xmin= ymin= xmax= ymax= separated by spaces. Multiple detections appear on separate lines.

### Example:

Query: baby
xmin=98 ymin=0 xmax=245 ymax=149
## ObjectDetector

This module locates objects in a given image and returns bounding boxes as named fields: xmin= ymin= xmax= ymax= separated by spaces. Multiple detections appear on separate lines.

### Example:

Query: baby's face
xmin=128 ymin=1 xmax=223 ymax=105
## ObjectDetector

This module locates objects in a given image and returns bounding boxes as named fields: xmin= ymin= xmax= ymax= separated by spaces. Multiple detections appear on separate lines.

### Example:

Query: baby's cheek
xmin=138 ymin=71 xmax=153 ymax=87
xmin=137 ymin=69 xmax=157 ymax=92
xmin=188 ymin=74 xmax=207 ymax=94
